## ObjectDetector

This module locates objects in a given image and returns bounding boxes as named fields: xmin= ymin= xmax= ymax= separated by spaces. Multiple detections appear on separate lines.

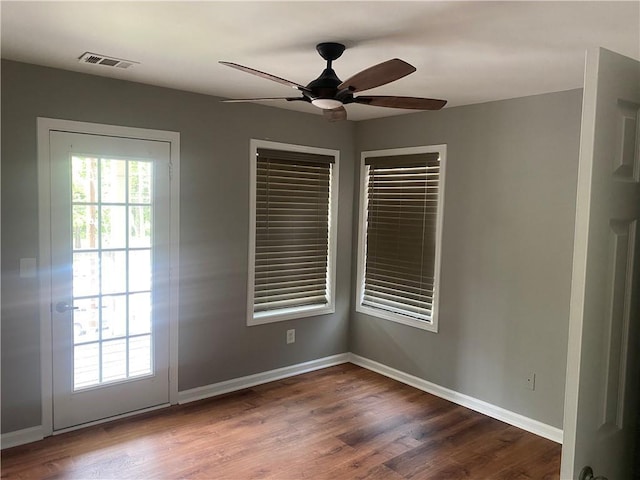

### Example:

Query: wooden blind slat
xmin=258 ymin=148 xmax=335 ymax=165
xmin=363 ymin=154 xmax=440 ymax=321
xmin=364 ymin=152 xmax=439 ymax=168
xmin=254 ymin=152 xmax=332 ymax=313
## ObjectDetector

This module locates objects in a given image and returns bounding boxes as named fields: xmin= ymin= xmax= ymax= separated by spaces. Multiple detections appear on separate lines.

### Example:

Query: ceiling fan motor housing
xmin=306 ymin=68 xmax=341 ymax=96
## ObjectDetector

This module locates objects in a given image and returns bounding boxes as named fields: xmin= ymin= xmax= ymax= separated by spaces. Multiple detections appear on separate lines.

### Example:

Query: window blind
xmin=254 ymin=148 xmax=334 ymax=314
xmin=363 ymin=152 xmax=440 ymax=321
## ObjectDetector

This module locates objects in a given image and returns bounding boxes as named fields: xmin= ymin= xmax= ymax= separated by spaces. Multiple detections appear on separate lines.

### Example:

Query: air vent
xmin=78 ymin=52 xmax=138 ymax=69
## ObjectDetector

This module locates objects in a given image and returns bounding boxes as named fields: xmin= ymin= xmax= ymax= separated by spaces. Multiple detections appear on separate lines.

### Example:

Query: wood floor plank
xmin=1 ymin=364 xmax=561 ymax=479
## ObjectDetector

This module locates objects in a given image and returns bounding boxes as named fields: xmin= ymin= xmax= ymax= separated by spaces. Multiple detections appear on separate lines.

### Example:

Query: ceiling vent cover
xmin=78 ymin=52 xmax=138 ymax=69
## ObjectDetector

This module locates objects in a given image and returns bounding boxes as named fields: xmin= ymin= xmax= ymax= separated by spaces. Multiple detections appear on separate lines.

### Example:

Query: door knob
xmin=579 ymin=466 xmax=608 ymax=480
xmin=55 ymin=302 xmax=79 ymax=313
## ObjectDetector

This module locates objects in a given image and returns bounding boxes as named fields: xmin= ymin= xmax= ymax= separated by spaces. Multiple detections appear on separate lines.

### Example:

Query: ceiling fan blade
xmin=338 ymin=59 xmax=416 ymax=93
xmin=323 ymin=106 xmax=347 ymax=122
xmin=221 ymin=97 xmax=306 ymax=103
xmin=219 ymin=61 xmax=311 ymax=93
xmin=354 ymin=96 xmax=447 ymax=110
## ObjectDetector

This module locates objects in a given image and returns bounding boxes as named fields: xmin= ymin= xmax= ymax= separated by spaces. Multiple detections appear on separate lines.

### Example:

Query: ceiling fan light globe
xmin=311 ymin=98 xmax=343 ymax=110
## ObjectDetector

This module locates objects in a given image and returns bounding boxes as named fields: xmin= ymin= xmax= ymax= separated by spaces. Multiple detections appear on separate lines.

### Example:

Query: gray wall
xmin=352 ymin=89 xmax=583 ymax=428
xmin=1 ymin=60 xmax=355 ymax=433
xmin=1 ymin=58 xmax=581 ymax=435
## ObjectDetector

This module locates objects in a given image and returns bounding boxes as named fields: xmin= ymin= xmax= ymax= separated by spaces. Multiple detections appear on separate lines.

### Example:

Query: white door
xmin=49 ymin=131 xmax=172 ymax=430
xmin=562 ymin=48 xmax=640 ymax=479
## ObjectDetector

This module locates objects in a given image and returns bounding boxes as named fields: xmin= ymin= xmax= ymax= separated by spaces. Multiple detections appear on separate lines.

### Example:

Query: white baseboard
xmin=349 ymin=353 xmax=563 ymax=444
xmin=1 ymin=426 xmax=44 ymax=450
xmin=178 ymin=353 xmax=350 ymax=404
xmin=2 ymin=352 xmax=562 ymax=449
xmin=2 ymin=354 xmax=349 ymax=449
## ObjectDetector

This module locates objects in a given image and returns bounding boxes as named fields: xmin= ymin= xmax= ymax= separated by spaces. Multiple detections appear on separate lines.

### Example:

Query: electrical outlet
xmin=286 ymin=329 xmax=295 ymax=344
xmin=526 ymin=372 xmax=536 ymax=391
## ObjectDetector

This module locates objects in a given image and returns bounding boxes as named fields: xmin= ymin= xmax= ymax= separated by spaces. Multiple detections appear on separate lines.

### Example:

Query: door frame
xmin=37 ymin=117 xmax=180 ymax=436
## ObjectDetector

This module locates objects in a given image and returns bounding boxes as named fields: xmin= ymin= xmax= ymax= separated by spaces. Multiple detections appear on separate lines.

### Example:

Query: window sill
xmin=356 ymin=304 xmax=438 ymax=333
xmin=248 ymin=304 xmax=335 ymax=326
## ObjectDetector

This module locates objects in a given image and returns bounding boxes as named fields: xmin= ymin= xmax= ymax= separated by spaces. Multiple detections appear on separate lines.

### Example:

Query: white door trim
xmin=37 ymin=117 xmax=180 ymax=437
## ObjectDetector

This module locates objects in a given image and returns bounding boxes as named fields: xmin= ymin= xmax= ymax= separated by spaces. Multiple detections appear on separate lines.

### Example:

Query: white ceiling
xmin=2 ymin=1 xmax=639 ymax=121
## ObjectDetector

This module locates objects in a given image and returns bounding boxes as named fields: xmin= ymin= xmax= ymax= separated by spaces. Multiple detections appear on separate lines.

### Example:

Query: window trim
xmin=355 ymin=145 xmax=446 ymax=332
xmin=247 ymin=139 xmax=339 ymax=326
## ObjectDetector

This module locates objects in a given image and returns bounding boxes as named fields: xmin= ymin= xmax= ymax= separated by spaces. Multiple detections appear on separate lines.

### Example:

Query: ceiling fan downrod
xmin=307 ymin=43 xmax=347 ymax=109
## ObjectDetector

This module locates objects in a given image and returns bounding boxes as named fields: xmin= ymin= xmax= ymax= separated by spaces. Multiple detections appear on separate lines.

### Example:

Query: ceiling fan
xmin=220 ymin=42 xmax=447 ymax=121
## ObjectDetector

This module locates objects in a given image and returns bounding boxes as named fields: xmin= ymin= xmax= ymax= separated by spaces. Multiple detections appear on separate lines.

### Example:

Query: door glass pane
xmin=72 ymin=205 xmax=98 ymax=250
xmin=129 ymin=161 xmax=152 ymax=204
xmin=101 ymin=159 xmax=126 ymax=203
xmin=129 ymin=293 xmax=151 ymax=335
xmin=72 ymin=156 xmax=98 ymax=203
xmin=129 ymin=250 xmax=151 ymax=292
xmin=73 ymin=297 xmax=100 ymax=344
xmin=129 ymin=206 xmax=151 ymax=247
xmin=71 ymin=155 xmax=154 ymax=390
xmin=102 ymin=339 xmax=127 ymax=382
xmin=102 ymin=294 xmax=127 ymax=339
xmin=73 ymin=252 xmax=99 ymax=297
xmin=129 ymin=336 xmax=151 ymax=376
xmin=101 ymin=250 xmax=127 ymax=294
xmin=101 ymin=206 xmax=127 ymax=249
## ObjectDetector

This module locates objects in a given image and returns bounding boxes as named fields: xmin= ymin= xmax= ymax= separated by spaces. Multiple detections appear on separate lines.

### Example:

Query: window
xmin=248 ymin=140 xmax=339 ymax=326
xmin=356 ymin=145 xmax=446 ymax=332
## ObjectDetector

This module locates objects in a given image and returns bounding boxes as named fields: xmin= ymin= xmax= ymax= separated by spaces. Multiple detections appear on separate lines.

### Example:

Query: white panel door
xmin=49 ymin=131 xmax=171 ymax=430
xmin=562 ymin=48 xmax=640 ymax=479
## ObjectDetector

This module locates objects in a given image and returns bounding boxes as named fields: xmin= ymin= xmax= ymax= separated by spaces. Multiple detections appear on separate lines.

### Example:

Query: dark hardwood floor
xmin=1 ymin=364 xmax=561 ymax=479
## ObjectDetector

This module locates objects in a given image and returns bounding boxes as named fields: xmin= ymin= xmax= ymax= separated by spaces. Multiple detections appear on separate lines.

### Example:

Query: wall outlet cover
xmin=286 ymin=329 xmax=295 ymax=344
xmin=526 ymin=372 xmax=536 ymax=391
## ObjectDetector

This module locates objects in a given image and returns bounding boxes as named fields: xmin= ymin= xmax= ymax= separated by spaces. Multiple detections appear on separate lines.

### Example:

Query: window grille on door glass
xmin=71 ymin=156 xmax=154 ymax=390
